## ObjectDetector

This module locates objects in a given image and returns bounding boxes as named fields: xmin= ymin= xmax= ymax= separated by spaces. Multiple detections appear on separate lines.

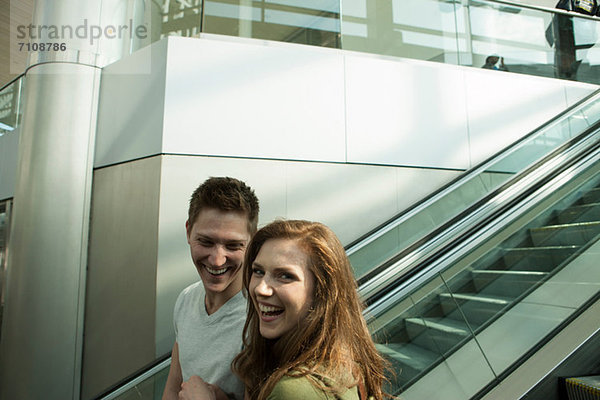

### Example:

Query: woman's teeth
xmin=258 ymin=304 xmax=284 ymax=315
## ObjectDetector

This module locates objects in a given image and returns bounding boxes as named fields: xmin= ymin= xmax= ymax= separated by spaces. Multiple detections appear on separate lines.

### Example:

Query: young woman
xmin=232 ymin=220 xmax=389 ymax=400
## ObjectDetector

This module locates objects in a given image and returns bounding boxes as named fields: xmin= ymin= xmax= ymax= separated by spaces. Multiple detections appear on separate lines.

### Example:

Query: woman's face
xmin=249 ymin=238 xmax=315 ymax=339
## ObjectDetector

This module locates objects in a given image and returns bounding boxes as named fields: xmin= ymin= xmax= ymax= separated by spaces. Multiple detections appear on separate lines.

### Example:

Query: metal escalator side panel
xmin=368 ymin=140 xmax=600 ymax=399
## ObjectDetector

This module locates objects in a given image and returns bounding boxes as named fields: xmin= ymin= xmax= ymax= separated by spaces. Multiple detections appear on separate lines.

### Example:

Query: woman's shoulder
xmin=267 ymin=373 xmax=360 ymax=400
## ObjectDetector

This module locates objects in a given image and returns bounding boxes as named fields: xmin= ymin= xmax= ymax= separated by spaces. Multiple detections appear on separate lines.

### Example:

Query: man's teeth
xmin=206 ymin=266 xmax=228 ymax=275
xmin=259 ymin=304 xmax=283 ymax=313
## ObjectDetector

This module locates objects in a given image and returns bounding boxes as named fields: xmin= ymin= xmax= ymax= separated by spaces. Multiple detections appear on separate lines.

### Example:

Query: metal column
xmin=0 ymin=1 xmax=148 ymax=398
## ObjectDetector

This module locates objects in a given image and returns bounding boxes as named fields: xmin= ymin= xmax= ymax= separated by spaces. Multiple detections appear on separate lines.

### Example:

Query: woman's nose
xmin=254 ymin=277 xmax=273 ymax=297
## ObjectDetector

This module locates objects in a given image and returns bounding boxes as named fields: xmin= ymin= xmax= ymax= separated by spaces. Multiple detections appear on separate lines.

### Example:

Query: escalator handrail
xmin=96 ymin=356 xmax=171 ymax=400
xmin=363 ymin=118 xmax=600 ymax=310
xmin=347 ymin=88 xmax=600 ymax=256
xmin=481 ymin=0 xmax=600 ymax=21
xmin=365 ymin=127 xmax=600 ymax=399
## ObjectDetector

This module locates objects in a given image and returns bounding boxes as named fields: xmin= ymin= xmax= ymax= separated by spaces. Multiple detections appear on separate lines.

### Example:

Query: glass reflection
xmin=0 ymin=201 xmax=11 ymax=345
xmin=149 ymin=0 xmax=600 ymax=84
xmin=204 ymin=0 xmax=340 ymax=47
xmin=0 ymin=78 xmax=23 ymax=137
xmin=159 ymin=0 xmax=203 ymax=37
xmin=156 ymin=0 xmax=340 ymax=48
xmin=339 ymin=0 xmax=600 ymax=85
xmin=110 ymin=363 xmax=169 ymax=400
xmin=341 ymin=0 xmax=461 ymax=63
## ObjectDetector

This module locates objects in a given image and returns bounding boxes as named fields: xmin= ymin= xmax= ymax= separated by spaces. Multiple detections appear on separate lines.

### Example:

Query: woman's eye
xmin=252 ymin=268 xmax=264 ymax=276
xmin=279 ymin=273 xmax=295 ymax=281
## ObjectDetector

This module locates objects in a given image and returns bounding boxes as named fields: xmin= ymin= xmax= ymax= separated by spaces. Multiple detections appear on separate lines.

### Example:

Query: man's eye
xmin=226 ymin=243 xmax=243 ymax=251
xmin=198 ymin=240 xmax=212 ymax=247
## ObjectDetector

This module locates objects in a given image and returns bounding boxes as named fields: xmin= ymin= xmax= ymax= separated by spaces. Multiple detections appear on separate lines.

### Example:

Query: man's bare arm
xmin=162 ymin=342 xmax=183 ymax=400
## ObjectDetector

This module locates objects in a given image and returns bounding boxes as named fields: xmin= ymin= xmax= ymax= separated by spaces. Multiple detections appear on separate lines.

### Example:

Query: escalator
xmin=97 ymin=90 xmax=600 ymax=399
xmin=348 ymin=88 xmax=600 ymax=293
xmin=371 ymin=144 xmax=600 ymax=398
xmin=359 ymin=91 xmax=600 ymax=399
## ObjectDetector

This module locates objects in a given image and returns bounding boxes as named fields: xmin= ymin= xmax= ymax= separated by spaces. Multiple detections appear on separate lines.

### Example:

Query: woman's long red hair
xmin=232 ymin=220 xmax=389 ymax=399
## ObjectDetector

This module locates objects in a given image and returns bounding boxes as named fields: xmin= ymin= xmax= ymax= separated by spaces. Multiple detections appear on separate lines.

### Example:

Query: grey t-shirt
xmin=174 ymin=281 xmax=246 ymax=399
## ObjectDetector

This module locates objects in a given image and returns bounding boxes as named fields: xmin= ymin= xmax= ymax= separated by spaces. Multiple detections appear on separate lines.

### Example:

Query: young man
xmin=162 ymin=177 xmax=259 ymax=400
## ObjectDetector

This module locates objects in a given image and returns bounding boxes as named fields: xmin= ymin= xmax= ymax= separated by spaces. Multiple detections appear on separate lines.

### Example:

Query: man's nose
xmin=207 ymin=245 xmax=227 ymax=267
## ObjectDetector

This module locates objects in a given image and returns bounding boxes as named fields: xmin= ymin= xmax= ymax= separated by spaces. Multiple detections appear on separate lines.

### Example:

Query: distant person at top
xmin=547 ymin=0 xmax=599 ymax=79
xmin=162 ymin=177 xmax=259 ymax=400
xmin=556 ymin=0 xmax=600 ymax=16
xmin=482 ymin=55 xmax=509 ymax=71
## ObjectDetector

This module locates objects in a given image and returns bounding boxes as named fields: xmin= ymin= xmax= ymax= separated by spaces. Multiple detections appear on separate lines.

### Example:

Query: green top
xmin=267 ymin=374 xmax=360 ymax=400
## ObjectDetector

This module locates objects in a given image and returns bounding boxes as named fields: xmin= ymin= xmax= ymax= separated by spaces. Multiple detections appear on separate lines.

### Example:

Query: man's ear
xmin=185 ymin=220 xmax=191 ymax=240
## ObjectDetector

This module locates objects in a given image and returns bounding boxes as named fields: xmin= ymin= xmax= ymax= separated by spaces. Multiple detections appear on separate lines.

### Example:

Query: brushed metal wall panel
xmin=464 ymin=69 xmax=575 ymax=168
xmin=153 ymin=154 xmax=462 ymax=356
xmin=162 ymin=36 xmax=347 ymax=163
xmin=94 ymin=39 xmax=168 ymax=168
xmin=0 ymin=62 xmax=101 ymax=400
xmin=92 ymin=35 xmax=596 ymax=171
xmin=0 ymin=132 xmax=18 ymax=201
xmin=81 ymin=156 xmax=161 ymax=400
xmin=154 ymin=155 xmax=288 ymax=356
xmin=344 ymin=53 xmax=471 ymax=169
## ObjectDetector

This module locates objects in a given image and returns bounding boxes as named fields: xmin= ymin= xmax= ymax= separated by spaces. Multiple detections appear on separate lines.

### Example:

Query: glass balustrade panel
xmin=109 ymin=364 xmax=170 ymax=400
xmin=0 ymin=201 xmax=11 ymax=345
xmin=153 ymin=0 xmax=341 ymax=48
xmin=349 ymin=92 xmax=600 ymax=280
xmin=0 ymin=77 xmax=23 ymax=137
xmin=462 ymin=0 xmax=600 ymax=85
xmin=340 ymin=0 xmax=462 ymax=63
xmin=140 ymin=0 xmax=600 ymax=85
xmin=369 ymin=155 xmax=600 ymax=394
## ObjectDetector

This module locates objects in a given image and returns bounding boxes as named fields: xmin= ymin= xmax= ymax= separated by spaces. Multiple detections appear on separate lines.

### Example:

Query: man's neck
xmin=204 ymin=287 xmax=241 ymax=315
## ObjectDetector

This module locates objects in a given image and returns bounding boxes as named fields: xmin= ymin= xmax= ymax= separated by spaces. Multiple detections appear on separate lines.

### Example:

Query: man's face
xmin=186 ymin=208 xmax=251 ymax=297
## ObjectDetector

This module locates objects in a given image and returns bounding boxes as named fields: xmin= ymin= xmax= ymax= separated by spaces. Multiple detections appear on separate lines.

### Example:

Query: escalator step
xmin=405 ymin=317 xmax=471 ymax=354
xmin=439 ymin=292 xmax=511 ymax=305
xmin=557 ymin=202 xmax=600 ymax=224
xmin=472 ymin=269 xmax=547 ymax=277
xmin=582 ymin=188 xmax=600 ymax=204
xmin=503 ymin=246 xmax=579 ymax=271
xmin=439 ymin=292 xmax=511 ymax=326
xmin=376 ymin=342 xmax=439 ymax=372
xmin=375 ymin=342 xmax=441 ymax=392
xmin=472 ymin=269 xmax=547 ymax=297
xmin=530 ymin=221 xmax=600 ymax=246
xmin=565 ymin=375 xmax=600 ymax=400
xmin=405 ymin=317 xmax=470 ymax=335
